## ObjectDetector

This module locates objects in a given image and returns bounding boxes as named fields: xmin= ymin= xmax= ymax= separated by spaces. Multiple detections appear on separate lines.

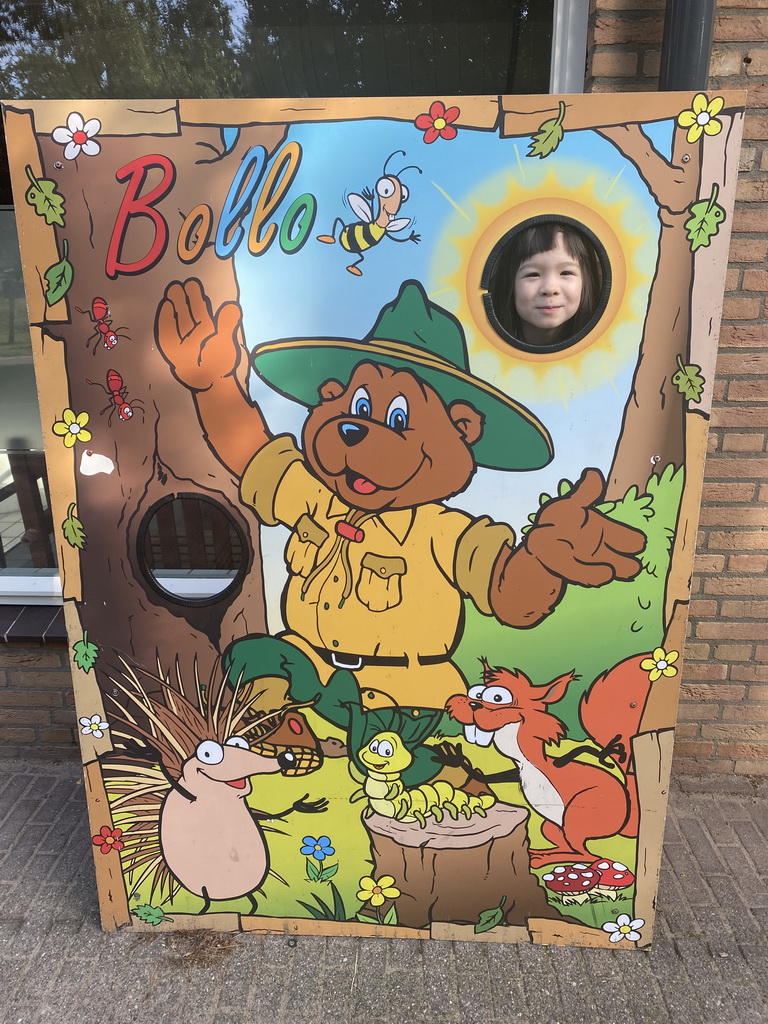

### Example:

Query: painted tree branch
xmin=597 ymin=123 xmax=699 ymax=214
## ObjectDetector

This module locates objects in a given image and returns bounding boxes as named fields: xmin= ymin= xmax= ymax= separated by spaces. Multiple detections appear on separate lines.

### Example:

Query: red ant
xmin=86 ymin=369 xmax=144 ymax=425
xmin=75 ymin=297 xmax=130 ymax=353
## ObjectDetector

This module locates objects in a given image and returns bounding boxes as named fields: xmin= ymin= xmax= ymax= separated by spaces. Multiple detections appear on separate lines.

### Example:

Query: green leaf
xmin=311 ymin=892 xmax=334 ymax=918
xmin=527 ymin=101 xmax=566 ymax=159
xmin=72 ymin=631 xmax=99 ymax=673
xmin=62 ymin=502 xmax=86 ymax=549
xmin=295 ymin=900 xmax=327 ymax=921
xmin=382 ymin=904 xmax=398 ymax=926
xmin=25 ymin=165 xmax=66 ymax=226
xmin=685 ymin=183 xmax=726 ymax=252
xmin=306 ymin=858 xmax=321 ymax=881
xmin=44 ymin=240 xmax=73 ymax=306
xmin=355 ymin=912 xmax=377 ymax=924
xmin=672 ymin=354 xmax=705 ymax=403
xmin=329 ymin=881 xmax=346 ymax=921
xmin=319 ymin=862 xmax=339 ymax=882
xmin=474 ymin=895 xmax=506 ymax=934
xmin=131 ymin=904 xmax=172 ymax=925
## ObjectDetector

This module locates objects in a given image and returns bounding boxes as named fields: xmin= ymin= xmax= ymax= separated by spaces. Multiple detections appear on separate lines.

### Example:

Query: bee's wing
xmin=386 ymin=218 xmax=411 ymax=233
xmin=347 ymin=193 xmax=373 ymax=223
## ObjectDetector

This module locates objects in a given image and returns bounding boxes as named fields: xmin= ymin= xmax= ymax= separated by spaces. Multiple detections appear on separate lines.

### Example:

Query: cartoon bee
xmin=317 ymin=150 xmax=422 ymax=276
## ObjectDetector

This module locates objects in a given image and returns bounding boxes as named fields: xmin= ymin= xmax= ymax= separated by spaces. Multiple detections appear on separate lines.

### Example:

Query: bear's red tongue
xmin=226 ymin=778 xmax=247 ymax=789
xmin=352 ymin=475 xmax=377 ymax=494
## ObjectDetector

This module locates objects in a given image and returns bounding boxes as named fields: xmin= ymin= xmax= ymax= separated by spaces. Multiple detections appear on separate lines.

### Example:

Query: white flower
xmin=603 ymin=913 xmax=644 ymax=943
xmin=80 ymin=714 xmax=109 ymax=738
xmin=52 ymin=112 xmax=101 ymax=160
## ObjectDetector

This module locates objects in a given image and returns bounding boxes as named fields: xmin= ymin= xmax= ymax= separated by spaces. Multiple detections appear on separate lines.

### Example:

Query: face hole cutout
xmin=482 ymin=216 xmax=611 ymax=355
xmin=137 ymin=494 xmax=248 ymax=606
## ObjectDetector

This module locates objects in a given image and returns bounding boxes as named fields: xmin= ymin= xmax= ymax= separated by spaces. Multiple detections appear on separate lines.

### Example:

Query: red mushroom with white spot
xmin=591 ymin=860 xmax=635 ymax=899
xmin=541 ymin=864 xmax=601 ymax=905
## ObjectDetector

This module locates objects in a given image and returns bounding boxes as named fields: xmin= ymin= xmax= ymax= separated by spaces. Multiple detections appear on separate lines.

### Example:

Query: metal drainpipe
xmin=658 ymin=0 xmax=717 ymax=90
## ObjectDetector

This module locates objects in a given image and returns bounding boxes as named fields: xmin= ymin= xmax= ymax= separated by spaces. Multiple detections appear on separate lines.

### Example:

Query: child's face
xmin=513 ymin=234 xmax=583 ymax=344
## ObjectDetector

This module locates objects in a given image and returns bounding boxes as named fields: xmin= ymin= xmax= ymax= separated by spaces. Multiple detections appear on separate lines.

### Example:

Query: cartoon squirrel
xmin=446 ymin=654 xmax=653 ymax=867
xmin=155 ymin=278 xmax=645 ymax=713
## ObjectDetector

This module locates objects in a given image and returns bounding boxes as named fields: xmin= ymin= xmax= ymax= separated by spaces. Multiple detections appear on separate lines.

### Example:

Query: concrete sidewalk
xmin=1 ymin=759 xmax=767 ymax=1024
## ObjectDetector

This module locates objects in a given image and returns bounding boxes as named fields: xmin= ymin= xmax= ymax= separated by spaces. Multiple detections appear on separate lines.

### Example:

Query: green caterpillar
xmin=355 ymin=730 xmax=495 ymax=828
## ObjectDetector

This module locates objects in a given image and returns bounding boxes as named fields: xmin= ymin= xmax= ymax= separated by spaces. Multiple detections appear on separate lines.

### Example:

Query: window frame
xmin=0 ymin=1 xmax=591 ymax=611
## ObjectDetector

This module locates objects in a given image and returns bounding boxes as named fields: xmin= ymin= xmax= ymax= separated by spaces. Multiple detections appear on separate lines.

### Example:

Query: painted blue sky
xmin=232 ymin=113 xmax=669 ymax=545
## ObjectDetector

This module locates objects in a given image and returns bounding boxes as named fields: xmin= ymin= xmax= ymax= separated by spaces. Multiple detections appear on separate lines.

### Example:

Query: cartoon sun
xmin=429 ymin=157 xmax=656 ymax=405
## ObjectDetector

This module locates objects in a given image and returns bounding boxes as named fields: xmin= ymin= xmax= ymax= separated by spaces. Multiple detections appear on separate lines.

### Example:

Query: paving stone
xmin=686 ymin=794 xmax=742 ymax=848
xmin=318 ymin=963 xmax=360 ymax=1020
xmin=28 ymin=780 xmax=79 ymax=822
xmin=663 ymin=842 xmax=719 ymax=907
xmin=677 ymin=775 xmax=756 ymax=796
xmin=453 ymin=944 xmax=496 ymax=1024
xmin=733 ymin=819 xmax=768 ymax=874
xmin=386 ymin=933 xmax=424 ymax=970
xmin=619 ymin=953 xmax=673 ymax=1024
xmin=656 ymin=858 xmax=703 ymax=935
xmin=674 ymin=937 xmax=741 ymax=1021
xmin=0 ymin=774 xmax=33 ymax=808
xmin=678 ymin=817 xmax=730 ymax=873
xmin=705 ymin=875 xmax=767 ymax=942
xmin=649 ymin=946 xmax=705 ymax=1024
xmin=706 ymin=844 xmax=768 ymax=908
xmin=663 ymin=814 xmax=684 ymax=844
xmin=716 ymin=795 xmax=757 ymax=823
xmin=515 ymin=944 xmax=567 ymax=1024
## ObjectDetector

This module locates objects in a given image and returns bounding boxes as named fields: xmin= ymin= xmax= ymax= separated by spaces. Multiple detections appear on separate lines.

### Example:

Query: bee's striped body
xmin=340 ymin=221 xmax=387 ymax=254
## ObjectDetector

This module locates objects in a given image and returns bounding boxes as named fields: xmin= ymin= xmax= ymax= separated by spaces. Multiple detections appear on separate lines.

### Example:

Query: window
xmin=0 ymin=0 xmax=565 ymax=606
xmin=0 ymin=206 xmax=59 ymax=602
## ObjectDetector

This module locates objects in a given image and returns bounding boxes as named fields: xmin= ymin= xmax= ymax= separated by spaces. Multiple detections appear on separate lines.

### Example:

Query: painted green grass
xmin=454 ymin=464 xmax=685 ymax=737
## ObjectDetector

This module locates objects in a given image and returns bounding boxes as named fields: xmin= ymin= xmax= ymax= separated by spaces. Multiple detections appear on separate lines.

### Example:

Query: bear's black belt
xmin=309 ymin=645 xmax=451 ymax=671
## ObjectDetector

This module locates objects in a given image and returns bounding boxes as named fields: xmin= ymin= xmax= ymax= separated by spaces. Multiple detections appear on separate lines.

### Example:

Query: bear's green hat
xmin=253 ymin=280 xmax=553 ymax=471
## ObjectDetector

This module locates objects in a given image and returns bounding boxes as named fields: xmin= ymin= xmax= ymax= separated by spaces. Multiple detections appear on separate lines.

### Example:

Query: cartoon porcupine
xmin=101 ymin=657 xmax=328 ymax=913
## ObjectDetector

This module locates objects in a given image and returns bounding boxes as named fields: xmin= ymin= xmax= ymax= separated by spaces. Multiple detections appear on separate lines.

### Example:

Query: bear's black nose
xmin=339 ymin=422 xmax=369 ymax=446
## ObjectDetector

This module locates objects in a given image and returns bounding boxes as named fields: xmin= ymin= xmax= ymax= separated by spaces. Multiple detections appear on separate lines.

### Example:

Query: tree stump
xmin=365 ymin=803 xmax=560 ymax=930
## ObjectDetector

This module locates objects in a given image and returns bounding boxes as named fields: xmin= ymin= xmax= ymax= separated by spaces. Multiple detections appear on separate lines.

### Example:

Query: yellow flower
xmin=677 ymin=93 xmax=724 ymax=144
xmin=640 ymin=647 xmax=679 ymax=682
xmin=52 ymin=409 xmax=92 ymax=448
xmin=356 ymin=874 xmax=400 ymax=907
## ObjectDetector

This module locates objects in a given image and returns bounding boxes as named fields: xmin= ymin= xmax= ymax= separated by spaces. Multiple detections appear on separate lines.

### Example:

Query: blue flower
xmin=300 ymin=835 xmax=335 ymax=861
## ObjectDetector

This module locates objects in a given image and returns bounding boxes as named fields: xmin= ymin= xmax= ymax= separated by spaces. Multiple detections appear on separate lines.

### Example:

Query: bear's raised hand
xmin=525 ymin=468 xmax=646 ymax=586
xmin=155 ymin=278 xmax=243 ymax=392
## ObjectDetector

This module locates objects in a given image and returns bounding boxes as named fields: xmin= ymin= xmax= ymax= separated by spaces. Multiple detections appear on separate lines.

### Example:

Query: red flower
xmin=92 ymin=825 xmax=125 ymax=855
xmin=415 ymin=101 xmax=460 ymax=144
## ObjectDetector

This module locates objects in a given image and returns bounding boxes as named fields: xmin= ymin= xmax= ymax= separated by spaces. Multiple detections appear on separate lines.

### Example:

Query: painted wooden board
xmin=2 ymin=93 xmax=743 ymax=947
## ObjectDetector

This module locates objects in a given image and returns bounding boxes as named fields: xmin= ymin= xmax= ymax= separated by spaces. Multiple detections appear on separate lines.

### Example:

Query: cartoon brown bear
xmin=155 ymin=278 xmax=644 ymax=710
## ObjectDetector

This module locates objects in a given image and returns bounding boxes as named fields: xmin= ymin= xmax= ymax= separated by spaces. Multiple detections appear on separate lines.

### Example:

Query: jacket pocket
xmin=356 ymin=553 xmax=407 ymax=611
xmin=286 ymin=513 xmax=328 ymax=577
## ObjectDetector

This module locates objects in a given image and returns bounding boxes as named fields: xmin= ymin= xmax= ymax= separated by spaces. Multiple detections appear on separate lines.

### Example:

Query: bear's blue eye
xmin=386 ymin=396 xmax=409 ymax=433
xmin=350 ymin=386 xmax=372 ymax=418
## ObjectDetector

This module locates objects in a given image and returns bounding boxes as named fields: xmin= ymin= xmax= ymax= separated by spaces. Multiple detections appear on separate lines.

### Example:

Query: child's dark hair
xmin=490 ymin=221 xmax=602 ymax=344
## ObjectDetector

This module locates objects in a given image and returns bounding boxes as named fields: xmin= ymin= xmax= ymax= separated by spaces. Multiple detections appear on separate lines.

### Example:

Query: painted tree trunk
xmin=35 ymin=114 xmax=288 ymax=694
xmin=364 ymin=805 xmax=557 ymax=929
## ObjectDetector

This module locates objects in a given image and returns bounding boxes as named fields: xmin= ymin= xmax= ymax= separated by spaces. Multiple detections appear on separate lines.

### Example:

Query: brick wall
xmin=589 ymin=0 xmax=768 ymax=775
xmin=0 ymin=644 xmax=78 ymax=759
